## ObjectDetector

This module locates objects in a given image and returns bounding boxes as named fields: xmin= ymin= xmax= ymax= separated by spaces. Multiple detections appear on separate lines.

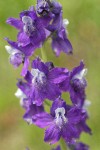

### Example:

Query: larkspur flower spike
xmin=6 ymin=0 xmax=91 ymax=149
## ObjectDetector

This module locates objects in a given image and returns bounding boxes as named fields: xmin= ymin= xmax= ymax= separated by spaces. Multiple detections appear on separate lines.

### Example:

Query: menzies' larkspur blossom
xmin=5 ymin=37 xmax=37 ymax=76
xmin=36 ymin=0 xmax=72 ymax=56
xmin=15 ymin=86 xmax=44 ymax=124
xmin=50 ymin=17 xmax=72 ymax=56
xmin=21 ymin=57 xmax=68 ymax=106
xmin=6 ymin=6 xmax=46 ymax=52
xmin=36 ymin=0 xmax=62 ymax=26
xmin=32 ymin=97 xmax=89 ymax=144
xmin=60 ymin=61 xmax=87 ymax=107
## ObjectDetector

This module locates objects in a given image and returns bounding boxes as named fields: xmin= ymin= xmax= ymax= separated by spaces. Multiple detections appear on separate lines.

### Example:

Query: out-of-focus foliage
xmin=0 ymin=0 xmax=100 ymax=150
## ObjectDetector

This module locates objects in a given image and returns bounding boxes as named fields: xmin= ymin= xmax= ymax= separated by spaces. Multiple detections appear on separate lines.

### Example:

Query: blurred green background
xmin=0 ymin=0 xmax=100 ymax=150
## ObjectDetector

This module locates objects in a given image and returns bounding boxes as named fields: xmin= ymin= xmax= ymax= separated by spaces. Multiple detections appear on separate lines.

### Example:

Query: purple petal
xmin=10 ymin=52 xmax=23 ymax=68
xmin=77 ymin=121 xmax=92 ymax=135
xmin=67 ymin=107 xmax=83 ymax=124
xmin=46 ymin=82 xmax=61 ymax=100
xmin=44 ymin=124 xmax=61 ymax=144
xmin=32 ymin=58 xmax=48 ymax=74
xmin=6 ymin=17 xmax=23 ymax=30
xmin=32 ymin=112 xmax=53 ymax=128
xmin=68 ymin=142 xmax=89 ymax=150
xmin=50 ymin=97 xmax=69 ymax=117
xmin=21 ymin=57 xmax=29 ymax=77
xmin=48 ymin=67 xmax=69 ymax=84
xmin=23 ymin=103 xmax=44 ymax=124
xmin=52 ymin=37 xmax=73 ymax=56
xmin=17 ymin=31 xmax=30 ymax=47
xmin=25 ymin=71 xmax=33 ymax=83
xmin=17 ymin=80 xmax=32 ymax=97
xmin=5 ymin=38 xmax=35 ymax=56
xmin=71 ymin=61 xmax=84 ymax=78
xmin=20 ymin=9 xmax=37 ymax=20
xmin=62 ymin=124 xmax=79 ymax=143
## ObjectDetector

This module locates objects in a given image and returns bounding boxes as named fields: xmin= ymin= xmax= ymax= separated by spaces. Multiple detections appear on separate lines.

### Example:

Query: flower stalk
xmin=5 ymin=0 xmax=91 ymax=150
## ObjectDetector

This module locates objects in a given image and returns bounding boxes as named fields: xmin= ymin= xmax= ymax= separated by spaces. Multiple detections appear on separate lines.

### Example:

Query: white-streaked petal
xmin=5 ymin=45 xmax=21 ymax=55
xmin=83 ymin=100 xmax=91 ymax=110
xmin=15 ymin=88 xmax=26 ymax=99
xmin=74 ymin=68 xmax=88 ymax=80
xmin=55 ymin=107 xmax=67 ymax=128
xmin=63 ymin=19 xmax=69 ymax=27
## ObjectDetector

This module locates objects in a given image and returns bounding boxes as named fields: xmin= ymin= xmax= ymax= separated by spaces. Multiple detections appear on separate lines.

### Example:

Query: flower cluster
xmin=5 ymin=0 xmax=91 ymax=150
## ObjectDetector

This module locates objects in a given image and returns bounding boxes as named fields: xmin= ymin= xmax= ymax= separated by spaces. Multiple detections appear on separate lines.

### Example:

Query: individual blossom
xmin=68 ymin=142 xmax=89 ymax=150
xmin=5 ymin=38 xmax=34 ymax=76
xmin=36 ymin=0 xmax=72 ymax=56
xmin=47 ymin=12 xmax=72 ymax=56
xmin=60 ymin=61 xmax=87 ymax=107
xmin=20 ymin=57 xmax=68 ymax=106
xmin=6 ymin=6 xmax=46 ymax=52
xmin=32 ymin=97 xmax=89 ymax=144
xmin=15 ymin=86 xmax=44 ymax=124
xmin=36 ymin=0 xmax=62 ymax=27
xmin=23 ymin=102 xmax=44 ymax=124
xmin=44 ymin=0 xmax=72 ymax=57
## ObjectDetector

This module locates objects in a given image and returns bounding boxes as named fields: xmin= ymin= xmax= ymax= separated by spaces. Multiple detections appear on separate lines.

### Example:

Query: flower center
xmin=31 ymin=69 xmax=46 ymax=87
xmin=22 ymin=16 xmax=35 ymax=35
xmin=37 ymin=0 xmax=51 ymax=16
xmin=55 ymin=107 xmax=67 ymax=129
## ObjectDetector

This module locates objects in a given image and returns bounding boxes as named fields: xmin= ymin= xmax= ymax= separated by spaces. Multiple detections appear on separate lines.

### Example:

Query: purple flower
xmin=5 ymin=39 xmax=30 ymax=76
xmin=36 ymin=0 xmax=52 ymax=16
xmin=15 ymin=86 xmax=44 ymax=124
xmin=5 ymin=45 xmax=24 ymax=68
xmin=47 ymin=10 xmax=72 ymax=56
xmin=21 ymin=57 xmax=68 ymax=106
xmin=51 ymin=27 xmax=73 ymax=56
xmin=68 ymin=142 xmax=89 ymax=150
xmin=36 ymin=0 xmax=62 ymax=27
xmin=32 ymin=97 xmax=88 ymax=144
xmin=60 ymin=61 xmax=87 ymax=107
xmin=23 ymin=102 xmax=44 ymax=124
xmin=6 ymin=6 xmax=46 ymax=52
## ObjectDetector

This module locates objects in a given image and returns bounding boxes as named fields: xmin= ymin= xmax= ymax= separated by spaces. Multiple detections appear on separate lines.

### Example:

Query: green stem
xmin=40 ymin=46 xmax=47 ymax=62
xmin=44 ymin=100 xmax=51 ymax=107
xmin=40 ymin=45 xmax=52 ymax=107
xmin=60 ymin=138 xmax=68 ymax=150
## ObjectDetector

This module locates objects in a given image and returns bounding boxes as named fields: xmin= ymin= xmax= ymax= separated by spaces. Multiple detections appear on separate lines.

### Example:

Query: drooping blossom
xmin=49 ymin=16 xmax=72 ymax=56
xmin=36 ymin=0 xmax=72 ymax=56
xmin=15 ymin=86 xmax=44 ymax=124
xmin=60 ymin=61 xmax=87 ymax=107
xmin=5 ymin=39 xmax=30 ymax=76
